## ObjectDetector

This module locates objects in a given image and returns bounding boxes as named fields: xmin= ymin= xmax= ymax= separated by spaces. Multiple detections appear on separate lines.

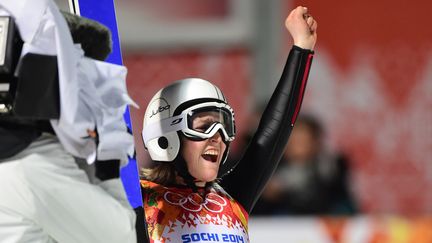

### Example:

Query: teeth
xmin=203 ymin=150 xmax=218 ymax=156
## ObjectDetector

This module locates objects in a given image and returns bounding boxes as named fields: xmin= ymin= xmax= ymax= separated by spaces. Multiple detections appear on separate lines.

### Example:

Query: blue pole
xmin=72 ymin=0 xmax=143 ymax=209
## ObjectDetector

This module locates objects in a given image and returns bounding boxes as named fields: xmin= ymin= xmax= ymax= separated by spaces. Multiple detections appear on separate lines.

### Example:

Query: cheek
xmin=181 ymin=140 xmax=203 ymax=164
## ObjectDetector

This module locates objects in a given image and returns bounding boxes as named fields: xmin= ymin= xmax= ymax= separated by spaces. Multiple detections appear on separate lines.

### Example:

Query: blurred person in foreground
xmin=252 ymin=114 xmax=358 ymax=216
xmin=0 ymin=0 xmax=138 ymax=242
xmin=139 ymin=6 xmax=317 ymax=243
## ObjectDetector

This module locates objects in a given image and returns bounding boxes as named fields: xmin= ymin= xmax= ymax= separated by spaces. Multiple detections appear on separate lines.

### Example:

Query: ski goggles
xmin=142 ymin=102 xmax=236 ymax=144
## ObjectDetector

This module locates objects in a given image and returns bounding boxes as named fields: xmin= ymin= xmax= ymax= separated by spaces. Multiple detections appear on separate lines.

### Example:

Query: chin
xmin=202 ymin=175 xmax=217 ymax=182
xmin=197 ymin=171 xmax=218 ymax=182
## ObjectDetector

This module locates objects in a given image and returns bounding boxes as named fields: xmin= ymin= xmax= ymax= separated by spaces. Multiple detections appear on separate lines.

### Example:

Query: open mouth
xmin=202 ymin=150 xmax=218 ymax=163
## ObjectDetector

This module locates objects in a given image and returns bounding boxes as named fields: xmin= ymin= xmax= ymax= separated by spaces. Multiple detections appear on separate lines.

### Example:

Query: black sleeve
xmin=221 ymin=46 xmax=314 ymax=214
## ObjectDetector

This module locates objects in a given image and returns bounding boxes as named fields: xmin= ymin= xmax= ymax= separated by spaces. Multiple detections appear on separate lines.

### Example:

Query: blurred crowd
xmin=228 ymin=112 xmax=359 ymax=216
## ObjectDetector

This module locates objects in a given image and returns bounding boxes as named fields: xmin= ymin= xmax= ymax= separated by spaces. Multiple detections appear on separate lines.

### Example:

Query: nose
xmin=209 ymin=130 xmax=222 ymax=143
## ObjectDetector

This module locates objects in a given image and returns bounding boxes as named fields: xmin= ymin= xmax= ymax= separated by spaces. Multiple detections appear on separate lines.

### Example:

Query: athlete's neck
xmin=175 ymin=175 xmax=206 ymax=188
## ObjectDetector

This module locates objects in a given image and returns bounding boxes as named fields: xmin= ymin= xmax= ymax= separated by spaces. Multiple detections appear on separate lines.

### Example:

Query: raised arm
xmin=221 ymin=6 xmax=318 ymax=213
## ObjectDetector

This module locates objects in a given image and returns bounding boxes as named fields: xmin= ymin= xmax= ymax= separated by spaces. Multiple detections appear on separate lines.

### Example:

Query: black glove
xmin=95 ymin=159 xmax=120 ymax=180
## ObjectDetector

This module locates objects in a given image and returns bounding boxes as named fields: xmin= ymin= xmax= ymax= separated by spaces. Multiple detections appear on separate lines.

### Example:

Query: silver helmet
xmin=142 ymin=78 xmax=235 ymax=163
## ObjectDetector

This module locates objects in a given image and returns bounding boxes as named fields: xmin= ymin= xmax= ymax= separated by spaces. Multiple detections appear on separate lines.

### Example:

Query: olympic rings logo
xmin=164 ymin=191 xmax=227 ymax=213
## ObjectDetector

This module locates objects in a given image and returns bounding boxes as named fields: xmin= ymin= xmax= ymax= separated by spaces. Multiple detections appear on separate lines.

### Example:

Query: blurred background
xmin=58 ymin=0 xmax=432 ymax=241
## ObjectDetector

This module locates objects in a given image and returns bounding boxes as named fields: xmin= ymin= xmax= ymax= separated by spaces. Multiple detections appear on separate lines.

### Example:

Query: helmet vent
xmin=158 ymin=137 xmax=169 ymax=149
